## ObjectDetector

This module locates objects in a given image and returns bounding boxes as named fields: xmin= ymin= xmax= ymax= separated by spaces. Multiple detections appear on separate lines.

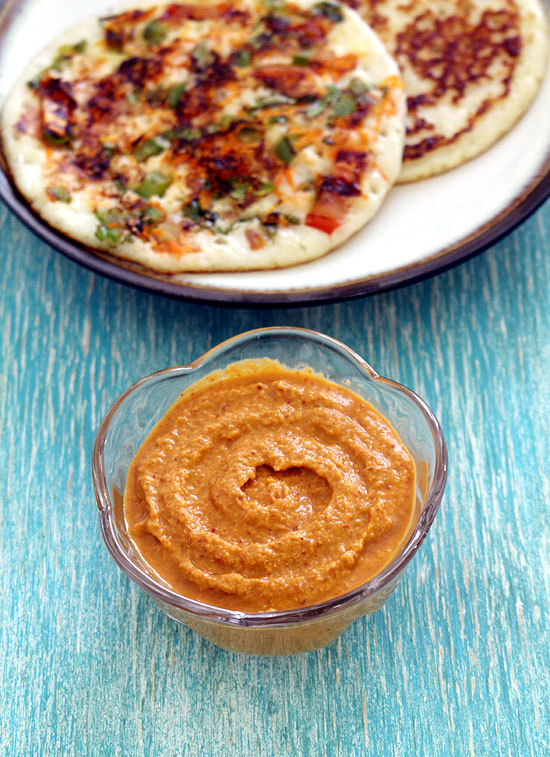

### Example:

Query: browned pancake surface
xmin=344 ymin=0 xmax=549 ymax=180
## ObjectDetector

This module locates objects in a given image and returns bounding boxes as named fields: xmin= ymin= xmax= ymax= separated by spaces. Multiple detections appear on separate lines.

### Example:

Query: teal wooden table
xmin=1 ymin=195 xmax=549 ymax=756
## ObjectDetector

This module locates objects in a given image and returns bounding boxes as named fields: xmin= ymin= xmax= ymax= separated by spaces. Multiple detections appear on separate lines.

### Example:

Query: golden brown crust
xmin=344 ymin=0 xmax=549 ymax=180
xmin=1 ymin=0 xmax=406 ymax=270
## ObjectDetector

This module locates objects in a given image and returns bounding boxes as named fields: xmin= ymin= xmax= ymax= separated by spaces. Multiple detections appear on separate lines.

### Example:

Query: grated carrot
xmin=289 ymin=129 xmax=322 ymax=152
xmin=283 ymin=167 xmax=294 ymax=189
xmin=374 ymin=161 xmax=389 ymax=184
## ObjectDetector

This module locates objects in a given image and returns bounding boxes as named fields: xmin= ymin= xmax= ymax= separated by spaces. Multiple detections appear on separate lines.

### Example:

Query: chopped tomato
xmin=312 ymin=54 xmax=357 ymax=77
xmin=253 ymin=65 xmax=315 ymax=99
xmin=305 ymin=213 xmax=341 ymax=234
xmin=292 ymin=19 xmax=327 ymax=47
xmin=245 ymin=228 xmax=265 ymax=249
xmin=38 ymin=78 xmax=76 ymax=144
xmin=160 ymin=3 xmax=229 ymax=22
xmin=306 ymin=187 xmax=348 ymax=233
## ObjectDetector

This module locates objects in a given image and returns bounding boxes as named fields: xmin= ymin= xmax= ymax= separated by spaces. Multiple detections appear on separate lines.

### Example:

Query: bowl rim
xmin=92 ymin=326 xmax=448 ymax=627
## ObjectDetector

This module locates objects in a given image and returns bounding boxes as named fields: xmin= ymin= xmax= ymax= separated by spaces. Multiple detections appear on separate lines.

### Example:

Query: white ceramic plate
xmin=1 ymin=0 xmax=549 ymax=304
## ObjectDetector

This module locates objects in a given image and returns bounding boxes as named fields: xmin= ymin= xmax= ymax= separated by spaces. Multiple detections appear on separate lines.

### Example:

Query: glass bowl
xmin=92 ymin=327 xmax=447 ymax=655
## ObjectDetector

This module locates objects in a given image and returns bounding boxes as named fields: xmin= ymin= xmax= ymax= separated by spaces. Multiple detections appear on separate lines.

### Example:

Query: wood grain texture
xmin=1 ymin=197 xmax=549 ymax=756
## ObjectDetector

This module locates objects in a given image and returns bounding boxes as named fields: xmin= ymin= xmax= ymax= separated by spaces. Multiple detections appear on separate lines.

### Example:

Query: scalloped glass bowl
xmin=92 ymin=327 xmax=447 ymax=655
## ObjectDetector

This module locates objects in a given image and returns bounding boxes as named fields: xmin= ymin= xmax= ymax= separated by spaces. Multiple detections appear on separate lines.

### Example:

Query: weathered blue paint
xmin=0 ymin=197 xmax=549 ymax=756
